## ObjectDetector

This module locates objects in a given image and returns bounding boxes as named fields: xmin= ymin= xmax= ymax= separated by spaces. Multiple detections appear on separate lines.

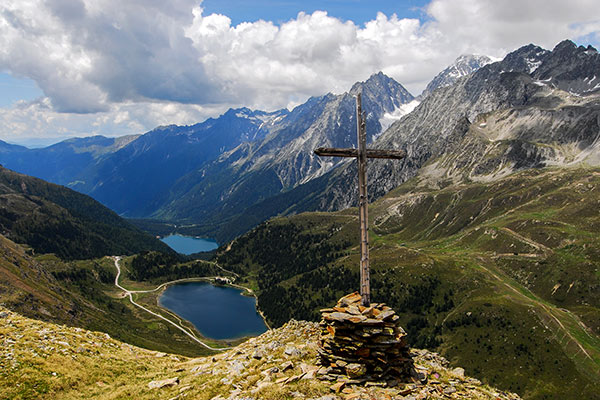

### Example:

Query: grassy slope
xmin=0 ymin=235 xmax=227 ymax=357
xmin=0 ymin=166 xmax=173 ymax=260
xmin=0 ymin=307 xmax=188 ymax=400
xmin=217 ymin=167 xmax=600 ymax=400
xmin=1 ymin=308 xmax=522 ymax=400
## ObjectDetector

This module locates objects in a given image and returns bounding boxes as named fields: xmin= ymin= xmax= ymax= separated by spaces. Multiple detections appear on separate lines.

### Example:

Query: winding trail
xmin=475 ymin=257 xmax=599 ymax=376
xmin=111 ymin=256 xmax=229 ymax=351
xmin=500 ymin=227 xmax=553 ymax=254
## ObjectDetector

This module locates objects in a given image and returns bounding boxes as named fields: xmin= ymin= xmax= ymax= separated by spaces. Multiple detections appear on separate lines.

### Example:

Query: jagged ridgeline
xmin=256 ymin=40 xmax=600 ymax=218
xmin=0 ymin=38 xmax=599 ymax=400
xmin=0 ymin=41 xmax=598 ymax=247
xmin=0 ymin=73 xmax=416 ymax=243
xmin=217 ymin=167 xmax=600 ymax=400
xmin=0 ymin=166 xmax=172 ymax=259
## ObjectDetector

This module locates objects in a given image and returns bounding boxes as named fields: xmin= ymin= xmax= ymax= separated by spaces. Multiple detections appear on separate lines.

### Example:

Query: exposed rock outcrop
xmin=1 ymin=306 xmax=521 ymax=399
xmin=306 ymin=40 xmax=600 ymax=212
xmin=421 ymin=54 xmax=494 ymax=99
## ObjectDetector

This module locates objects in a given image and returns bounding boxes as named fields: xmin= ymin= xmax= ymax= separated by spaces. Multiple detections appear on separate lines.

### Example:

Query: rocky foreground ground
xmin=0 ymin=306 xmax=521 ymax=399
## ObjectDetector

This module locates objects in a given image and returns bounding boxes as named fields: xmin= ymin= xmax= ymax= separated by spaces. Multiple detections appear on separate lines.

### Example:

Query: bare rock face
xmin=421 ymin=54 xmax=495 ymax=99
xmin=317 ymin=292 xmax=414 ymax=385
xmin=304 ymin=40 xmax=600 ymax=213
xmin=533 ymin=40 xmax=600 ymax=94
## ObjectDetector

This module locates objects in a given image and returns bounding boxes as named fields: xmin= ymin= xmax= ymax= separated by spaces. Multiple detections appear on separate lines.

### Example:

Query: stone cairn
xmin=317 ymin=292 xmax=414 ymax=384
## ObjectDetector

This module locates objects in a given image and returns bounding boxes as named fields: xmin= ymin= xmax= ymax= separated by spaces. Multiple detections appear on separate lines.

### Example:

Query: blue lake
xmin=158 ymin=282 xmax=268 ymax=340
xmin=160 ymin=234 xmax=218 ymax=255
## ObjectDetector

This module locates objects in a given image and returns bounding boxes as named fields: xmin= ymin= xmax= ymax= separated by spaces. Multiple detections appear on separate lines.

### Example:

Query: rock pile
xmin=1 ymin=306 xmax=522 ymax=399
xmin=317 ymin=292 xmax=413 ymax=384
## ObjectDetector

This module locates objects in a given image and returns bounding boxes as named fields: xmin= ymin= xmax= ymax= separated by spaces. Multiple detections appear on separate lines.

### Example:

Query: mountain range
xmin=0 ymin=72 xmax=414 ymax=226
xmin=420 ymin=53 xmax=495 ymax=98
xmin=195 ymin=40 xmax=600 ymax=241
xmin=0 ymin=166 xmax=171 ymax=259
xmin=2 ymin=42 xmax=598 ymax=245
xmin=0 ymin=39 xmax=599 ymax=400
xmin=0 ymin=55 xmax=481 ymax=241
xmin=248 ymin=40 xmax=600 ymax=214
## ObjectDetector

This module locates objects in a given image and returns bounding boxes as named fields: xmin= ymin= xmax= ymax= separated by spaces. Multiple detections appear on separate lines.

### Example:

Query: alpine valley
xmin=0 ymin=40 xmax=599 ymax=400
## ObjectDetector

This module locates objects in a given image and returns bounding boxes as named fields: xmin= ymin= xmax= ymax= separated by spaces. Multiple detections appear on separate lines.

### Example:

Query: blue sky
xmin=201 ymin=0 xmax=432 ymax=26
xmin=1 ymin=0 xmax=427 ymax=108
xmin=0 ymin=74 xmax=43 ymax=108
xmin=0 ymin=0 xmax=599 ymax=145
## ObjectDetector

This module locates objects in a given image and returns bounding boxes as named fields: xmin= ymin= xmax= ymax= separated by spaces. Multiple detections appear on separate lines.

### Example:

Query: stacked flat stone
xmin=317 ymin=292 xmax=413 ymax=383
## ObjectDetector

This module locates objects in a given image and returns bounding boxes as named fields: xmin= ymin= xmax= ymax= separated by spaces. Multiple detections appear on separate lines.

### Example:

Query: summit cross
xmin=314 ymin=93 xmax=405 ymax=307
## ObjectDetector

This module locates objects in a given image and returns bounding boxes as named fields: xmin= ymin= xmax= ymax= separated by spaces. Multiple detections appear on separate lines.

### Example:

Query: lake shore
xmin=158 ymin=280 xmax=269 ymax=340
xmin=160 ymin=234 xmax=218 ymax=255
xmin=112 ymin=255 xmax=271 ymax=348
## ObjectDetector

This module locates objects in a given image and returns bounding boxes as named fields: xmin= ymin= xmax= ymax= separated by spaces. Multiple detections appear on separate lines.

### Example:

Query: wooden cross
xmin=314 ymin=93 xmax=405 ymax=306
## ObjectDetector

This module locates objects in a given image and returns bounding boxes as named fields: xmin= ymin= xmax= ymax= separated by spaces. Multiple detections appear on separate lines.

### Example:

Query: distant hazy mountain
xmin=420 ymin=54 xmax=494 ymax=98
xmin=0 ymin=135 xmax=139 ymax=186
xmin=75 ymin=108 xmax=288 ymax=217
xmin=0 ymin=166 xmax=172 ymax=259
xmin=150 ymin=72 xmax=415 ymax=238
xmin=0 ymin=109 xmax=288 ymax=217
xmin=0 ymin=141 xmax=28 ymax=152
xmin=2 ymin=41 xmax=597 ymax=245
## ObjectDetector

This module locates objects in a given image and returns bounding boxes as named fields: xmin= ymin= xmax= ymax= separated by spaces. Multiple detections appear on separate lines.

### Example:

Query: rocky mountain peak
xmin=351 ymin=71 xmax=395 ymax=92
xmin=346 ymin=72 xmax=415 ymax=139
xmin=556 ymin=39 xmax=577 ymax=50
xmin=222 ymin=107 xmax=289 ymax=126
xmin=494 ymin=43 xmax=550 ymax=74
xmin=224 ymin=106 xmax=252 ymax=116
xmin=532 ymin=39 xmax=600 ymax=94
xmin=421 ymin=54 xmax=494 ymax=97
xmin=222 ymin=106 xmax=259 ymax=120
xmin=350 ymin=71 xmax=414 ymax=107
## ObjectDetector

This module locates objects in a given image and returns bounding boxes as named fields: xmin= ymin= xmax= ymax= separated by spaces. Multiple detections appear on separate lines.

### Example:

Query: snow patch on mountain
xmin=378 ymin=100 xmax=420 ymax=133
xmin=421 ymin=54 xmax=494 ymax=98
xmin=526 ymin=58 xmax=543 ymax=73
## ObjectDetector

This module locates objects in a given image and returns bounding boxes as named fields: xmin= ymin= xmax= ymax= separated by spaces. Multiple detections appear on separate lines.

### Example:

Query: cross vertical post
xmin=356 ymin=94 xmax=371 ymax=306
xmin=314 ymin=93 xmax=405 ymax=308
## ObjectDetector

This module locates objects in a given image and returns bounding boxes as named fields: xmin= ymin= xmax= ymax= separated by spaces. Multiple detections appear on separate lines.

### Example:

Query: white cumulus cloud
xmin=0 ymin=0 xmax=598 ymax=142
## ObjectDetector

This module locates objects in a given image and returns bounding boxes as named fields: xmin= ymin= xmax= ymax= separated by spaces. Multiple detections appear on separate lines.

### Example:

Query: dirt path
xmin=476 ymin=258 xmax=596 ymax=365
xmin=500 ymin=227 xmax=553 ymax=253
xmin=112 ymin=256 xmax=229 ymax=351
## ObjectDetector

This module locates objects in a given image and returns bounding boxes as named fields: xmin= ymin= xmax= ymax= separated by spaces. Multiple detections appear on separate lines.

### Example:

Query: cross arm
xmin=314 ymin=147 xmax=406 ymax=160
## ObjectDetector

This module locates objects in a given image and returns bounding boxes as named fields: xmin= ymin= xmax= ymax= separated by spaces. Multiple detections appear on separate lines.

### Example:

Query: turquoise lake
xmin=158 ymin=282 xmax=268 ymax=340
xmin=160 ymin=234 xmax=218 ymax=255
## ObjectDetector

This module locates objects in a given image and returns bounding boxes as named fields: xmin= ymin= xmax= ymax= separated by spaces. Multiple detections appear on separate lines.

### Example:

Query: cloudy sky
xmin=0 ymin=0 xmax=599 ymax=146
